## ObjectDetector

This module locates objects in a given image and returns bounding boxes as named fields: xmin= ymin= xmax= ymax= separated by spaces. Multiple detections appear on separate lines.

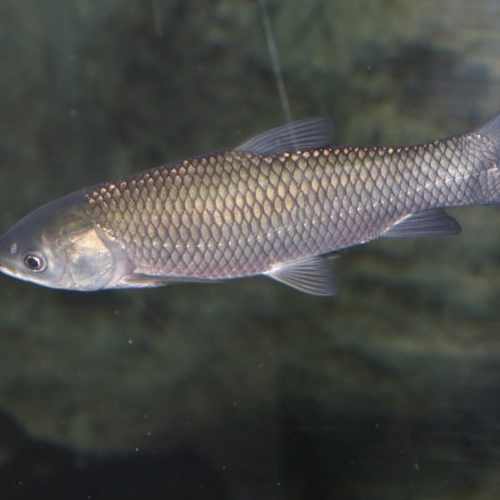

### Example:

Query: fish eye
xmin=23 ymin=252 xmax=46 ymax=272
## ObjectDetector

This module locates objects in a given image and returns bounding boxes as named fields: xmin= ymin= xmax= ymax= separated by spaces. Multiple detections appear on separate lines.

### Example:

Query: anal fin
xmin=383 ymin=208 xmax=461 ymax=238
xmin=265 ymin=255 xmax=337 ymax=296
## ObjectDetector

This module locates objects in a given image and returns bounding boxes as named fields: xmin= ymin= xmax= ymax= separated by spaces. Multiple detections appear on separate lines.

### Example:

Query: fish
xmin=1 ymin=114 xmax=500 ymax=296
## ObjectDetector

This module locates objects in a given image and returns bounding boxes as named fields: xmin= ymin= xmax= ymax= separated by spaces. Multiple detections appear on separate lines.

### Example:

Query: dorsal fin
xmin=235 ymin=117 xmax=335 ymax=155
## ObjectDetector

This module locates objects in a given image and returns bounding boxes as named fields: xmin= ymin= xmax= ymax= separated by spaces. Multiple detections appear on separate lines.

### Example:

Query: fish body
xmin=1 ymin=115 xmax=500 ymax=295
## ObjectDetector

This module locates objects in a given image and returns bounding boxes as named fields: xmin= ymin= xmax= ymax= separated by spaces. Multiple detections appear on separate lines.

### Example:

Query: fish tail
xmin=474 ymin=113 xmax=500 ymax=203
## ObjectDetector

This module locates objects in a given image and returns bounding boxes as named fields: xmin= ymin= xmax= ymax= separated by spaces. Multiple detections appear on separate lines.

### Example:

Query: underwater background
xmin=1 ymin=0 xmax=500 ymax=498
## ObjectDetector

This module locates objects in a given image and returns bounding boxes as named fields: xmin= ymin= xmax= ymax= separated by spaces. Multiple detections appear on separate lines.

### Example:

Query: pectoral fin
xmin=265 ymin=255 xmax=337 ymax=296
xmin=121 ymin=273 xmax=173 ymax=288
xmin=120 ymin=272 xmax=222 ymax=289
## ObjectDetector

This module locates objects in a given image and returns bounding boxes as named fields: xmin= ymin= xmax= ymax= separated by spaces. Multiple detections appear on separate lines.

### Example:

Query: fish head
xmin=0 ymin=191 xmax=125 ymax=291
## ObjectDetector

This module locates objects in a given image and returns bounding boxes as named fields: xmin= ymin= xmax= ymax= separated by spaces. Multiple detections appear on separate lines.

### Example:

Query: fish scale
xmin=85 ymin=134 xmax=483 ymax=280
xmin=2 ymin=115 xmax=500 ymax=295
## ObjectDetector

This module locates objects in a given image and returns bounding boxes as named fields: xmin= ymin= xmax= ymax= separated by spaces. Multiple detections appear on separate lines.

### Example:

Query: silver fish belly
xmin=0 ymin=115 xmax=499 ymax=295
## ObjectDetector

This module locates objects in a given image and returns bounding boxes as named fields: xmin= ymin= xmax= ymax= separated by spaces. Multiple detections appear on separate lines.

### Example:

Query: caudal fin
xmin=475 ymin=113 xmax=500 ymax=203
xmin=477 ymin=112 xmax=500 ymax=147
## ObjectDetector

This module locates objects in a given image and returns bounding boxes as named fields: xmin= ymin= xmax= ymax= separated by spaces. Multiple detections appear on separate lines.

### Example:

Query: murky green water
xmin=1 ymin=1 xmax=500 ymax=498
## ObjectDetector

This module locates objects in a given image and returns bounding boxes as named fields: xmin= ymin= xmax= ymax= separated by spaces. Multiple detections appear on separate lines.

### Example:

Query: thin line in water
xmin=257 ymin=0 xmax=293 ymax=123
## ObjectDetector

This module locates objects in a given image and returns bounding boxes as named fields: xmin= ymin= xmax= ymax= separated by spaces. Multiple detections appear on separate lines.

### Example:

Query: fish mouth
xmin=0 ymin=265 xmax=20 ymax=279
xmin=0 ymin=264 xmax=47 ymax=287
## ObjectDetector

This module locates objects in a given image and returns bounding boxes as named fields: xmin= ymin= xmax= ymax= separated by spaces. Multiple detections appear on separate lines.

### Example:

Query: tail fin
xmin=477 ymin=112 xmax=500 ymax=146
xmin=475 ymin=113 xmax=500 ymax=203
